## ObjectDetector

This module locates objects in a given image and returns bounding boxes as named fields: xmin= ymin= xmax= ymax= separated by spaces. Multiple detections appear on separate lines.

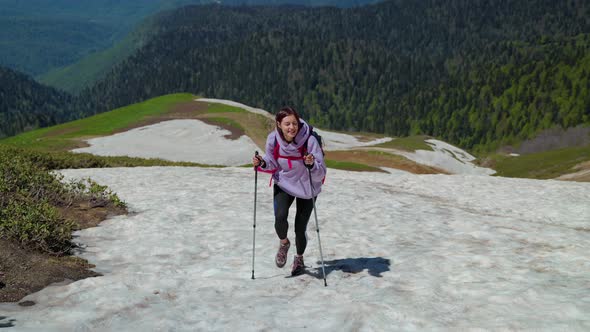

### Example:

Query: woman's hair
xmin=275 ymin=106 xmax=302 ymax=142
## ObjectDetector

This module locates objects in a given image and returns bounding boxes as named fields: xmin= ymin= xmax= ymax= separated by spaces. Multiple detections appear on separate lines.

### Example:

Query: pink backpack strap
xmin=273 ymin=137 xmax=304 ymax=169
xmin=257 ymin=166 xmax=277 ymax=187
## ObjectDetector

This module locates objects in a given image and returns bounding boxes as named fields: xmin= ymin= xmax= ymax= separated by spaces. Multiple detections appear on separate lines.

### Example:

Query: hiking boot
xmin=275 ymin=239 xmax=290 ymax=268
xmin=291 ymin=255 xmax=305 ymax=276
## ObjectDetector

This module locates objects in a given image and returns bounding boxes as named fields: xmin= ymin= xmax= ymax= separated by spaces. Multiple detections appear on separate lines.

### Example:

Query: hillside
xmin=0 ymin=66 xmax=76 ymax=139
xmin=37 ymin=15 xmax=160 ymax=94
xmin=1 ymin=96 xmax=588 ymax=327
xmin=0 ymin=0 xmax=380 ymax=78
xmin=77 ymin=0 xmax=590 ymax=152
xmin=7 ymin=93 xmax=590 ymax=181
xmin=0 ymin=94 xmax=450 ymax=175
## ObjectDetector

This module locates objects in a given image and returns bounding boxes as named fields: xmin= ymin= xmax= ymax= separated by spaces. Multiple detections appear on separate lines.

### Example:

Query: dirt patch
xmin=326 ymin=150 xmax=447 ymax=174
xmin=42 ymin=126 xmax=83 ymax=139
xmin=199 ymin=112 xmax=274 ymax=149
xmin=0 ymin=202 xmax=126 ymax=303
xmin=170 ymin=101 xmax=210 ymax=115
xmin=198 ymin=117 xmax=244 ymax=140
xmin=556 ymin=161 xmax=590 ymax=182
xmin=575 ymin=160 xmax=590 ymax=170
xmin=57 ymin=200 xmax=127 ymax=231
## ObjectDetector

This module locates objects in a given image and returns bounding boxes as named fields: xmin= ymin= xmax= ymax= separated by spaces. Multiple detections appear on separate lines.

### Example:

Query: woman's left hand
xmin=304 ymin=153 xmax=314 ymax=166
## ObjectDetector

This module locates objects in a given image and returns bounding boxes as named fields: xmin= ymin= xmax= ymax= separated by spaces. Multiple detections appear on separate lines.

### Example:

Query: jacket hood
xmin=275 ymin=119 xmax=310 ymax=150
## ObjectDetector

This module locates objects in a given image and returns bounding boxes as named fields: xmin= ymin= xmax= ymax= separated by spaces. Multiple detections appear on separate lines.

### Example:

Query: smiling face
xmin=278 ymin=115 xmax=299 ymax=142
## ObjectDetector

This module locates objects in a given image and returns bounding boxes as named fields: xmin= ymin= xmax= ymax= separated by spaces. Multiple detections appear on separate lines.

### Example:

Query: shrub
xmin=0 ymin=145 xmax=126 ymax=254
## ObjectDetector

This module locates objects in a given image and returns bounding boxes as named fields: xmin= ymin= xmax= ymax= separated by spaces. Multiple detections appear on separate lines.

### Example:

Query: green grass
xmin=490 ymin=145 xmax=590 ymax=179
xmin=374 ymin=135 xmax=434 ymax=152
xmin=325 ymin=159 xmax=383 ymax=172
xmin=203 ymin=103 xmax=247 ymax=114
xmin=0 ymin=93 xmax=196 ymax=151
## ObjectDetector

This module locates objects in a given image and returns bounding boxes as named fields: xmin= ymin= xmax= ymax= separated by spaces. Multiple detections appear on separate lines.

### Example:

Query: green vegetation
xmin=1 ymin=93 xmax=196 ymax=150
xmin=0 ymin=16 xmax=114 ymax=76
xmin=3 ymin=0 xmax=590 ymax=169
xmin=204 ymin=103 xmax=247 ymax=114
xmin=374 ymin=136 xmax=434 ymax=152
xmin=78 ymin=0 xmax=590 ymax=154
xmin=0 ymin=145 xmax=126 ymax=254
xmin=38 ymin=26 xmax=150 ymax=94
xmin=488 ymin=145 xmax=590 ymax=179
xmin=0 ymin=146 xmax=215 ymax=169
xmin=421 ymin=36 xmax=590 ymax=153
xmin=0 ymin=0 xmax=211 ymax=76
xmin=0 ymin=66 xmax=76 ymax=139
xmin=1 ymin=0 xmax=379 ymax=78
xmin=0 ymin=93 xmax=228 ymax=255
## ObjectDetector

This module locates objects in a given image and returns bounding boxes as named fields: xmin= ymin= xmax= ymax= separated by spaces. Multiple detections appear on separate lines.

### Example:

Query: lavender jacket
xmin=259 ymin=120 xmax=327 ymax=199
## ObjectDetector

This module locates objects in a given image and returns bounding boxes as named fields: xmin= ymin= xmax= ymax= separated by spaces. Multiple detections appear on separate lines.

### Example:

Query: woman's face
xmin=278 ymin=115 xmax=299 ymax=142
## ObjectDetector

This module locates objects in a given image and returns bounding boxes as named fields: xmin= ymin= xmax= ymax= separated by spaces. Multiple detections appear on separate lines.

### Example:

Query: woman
xmin=252 ymin=107 xmax=327 ymax=276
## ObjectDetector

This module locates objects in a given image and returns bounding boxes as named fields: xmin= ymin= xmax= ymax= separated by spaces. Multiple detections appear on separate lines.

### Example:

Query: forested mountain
xmin=0 ymin=0 xmax=380 ymax=78
xmin=0 ymin=66 xmax=76 ymax=139
xmin=0 ymin=0 xmax=209 ymax=76
xmin=79 ymin=0 xmax=590 ymax=151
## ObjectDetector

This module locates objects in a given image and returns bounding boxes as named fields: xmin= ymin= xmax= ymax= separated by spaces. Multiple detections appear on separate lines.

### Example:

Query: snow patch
xmin=313 ymin=129 xmax=392 ymax=151
xmin=396 ymin=139 xmax=495 ymax=175
xmin=196 ymin=98 xmax=274 ymax=119
xmin=0 ymin=167 xmax=588 ymax=330
xmin=71 ymin=119 xmax=259 ymax=166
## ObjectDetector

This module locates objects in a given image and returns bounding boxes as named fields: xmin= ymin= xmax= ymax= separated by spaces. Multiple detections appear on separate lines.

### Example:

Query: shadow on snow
xmin=304 ymin=257 xmax=390 ymax=279
xmin=0 ymin=316 xmax=16 ymax=328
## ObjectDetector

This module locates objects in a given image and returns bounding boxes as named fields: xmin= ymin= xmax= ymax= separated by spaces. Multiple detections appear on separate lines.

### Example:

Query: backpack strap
xmin=263 ymin=131 xmax=327 ymax=186
xmin=273 ymin=136 xmax=304 ymax=169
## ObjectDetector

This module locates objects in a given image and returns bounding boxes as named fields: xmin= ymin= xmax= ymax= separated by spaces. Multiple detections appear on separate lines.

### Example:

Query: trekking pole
xmin=305 ymin=153 xmax=327 ymax=287
xmin=252 ymin=151 xmax=259 ymax=280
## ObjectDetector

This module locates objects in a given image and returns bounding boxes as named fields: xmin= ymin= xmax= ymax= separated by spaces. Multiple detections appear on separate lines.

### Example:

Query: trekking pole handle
xmin=254 ymin=151 xmax=266 ymax=169
xmin=304 ymin=152 xmax=314 ymax=168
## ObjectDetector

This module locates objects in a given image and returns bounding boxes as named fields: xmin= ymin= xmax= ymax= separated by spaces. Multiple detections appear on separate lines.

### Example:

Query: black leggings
xmin=273 ymin=184 xmax=315 ymax=255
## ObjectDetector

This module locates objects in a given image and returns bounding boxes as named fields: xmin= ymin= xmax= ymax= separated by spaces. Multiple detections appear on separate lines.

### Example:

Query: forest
xmin=2 ymin=0 xmax=589 ymax=151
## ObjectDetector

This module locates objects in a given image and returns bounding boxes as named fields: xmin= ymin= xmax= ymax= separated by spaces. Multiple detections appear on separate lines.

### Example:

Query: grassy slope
xmin=5 ymin=93 xmax=586 ymax=178
xmin=0 ymin=93 xmax=397 ymax=172
xmin=487 ymin=145 xmax=590 ymax=179
xmin=0 ymin=93 xmax=196 ymax=151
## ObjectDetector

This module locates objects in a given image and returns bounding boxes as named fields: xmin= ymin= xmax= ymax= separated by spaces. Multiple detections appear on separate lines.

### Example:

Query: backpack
xmin=309 ymin=128 xmax=325 ymax=157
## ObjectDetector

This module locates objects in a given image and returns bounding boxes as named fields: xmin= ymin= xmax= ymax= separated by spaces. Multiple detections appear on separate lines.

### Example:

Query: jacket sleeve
xmin=261 ymin=132 xmax=279 ymax=170
xmin=306 ymin=136 xmax=327 ymax=181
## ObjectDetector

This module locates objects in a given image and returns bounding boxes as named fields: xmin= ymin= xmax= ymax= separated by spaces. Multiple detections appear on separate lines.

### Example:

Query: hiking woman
xmin=252 ymin=107 xmax=326 ymax=276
